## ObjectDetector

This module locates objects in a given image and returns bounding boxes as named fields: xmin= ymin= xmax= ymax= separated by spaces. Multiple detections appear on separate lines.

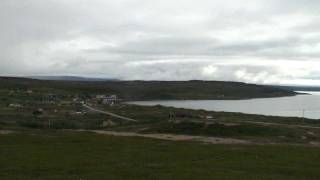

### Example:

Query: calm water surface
xmin=128 ymin=91 xmax=320 ymax=119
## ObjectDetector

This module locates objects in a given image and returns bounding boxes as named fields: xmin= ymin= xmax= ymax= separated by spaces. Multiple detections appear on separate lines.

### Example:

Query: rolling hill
xmin=0 ymin=77 xmax=297 ymax=100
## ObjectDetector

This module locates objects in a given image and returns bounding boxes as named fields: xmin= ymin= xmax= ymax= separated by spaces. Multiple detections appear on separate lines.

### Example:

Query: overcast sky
xmin=1 ymin=0 xmax=320 ymax=85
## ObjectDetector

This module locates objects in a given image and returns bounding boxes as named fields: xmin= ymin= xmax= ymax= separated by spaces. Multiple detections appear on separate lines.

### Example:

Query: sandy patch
xmin=0 ymin=130 xmax=14 ymax=135
xmin=241 ymin=121 xmax=320 ymax=129
xmin=309 ymin=141 xmax=320 ymax=146
xmin=79 ymin=130 xmax=250 ymax=145
xmin=221 ymin=123 xmax=240 ymax=127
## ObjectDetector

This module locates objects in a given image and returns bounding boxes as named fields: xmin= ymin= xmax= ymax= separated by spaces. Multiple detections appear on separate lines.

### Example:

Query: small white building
xmin=9 ymin=103 xmax=23 ymax=108
xmin=96 ymin=95 xmax=106 ymax=99
xmin=206 ymin=115 xmax=213 ymax=120
xmin=102 ymin=95 xmax=118 ymax=105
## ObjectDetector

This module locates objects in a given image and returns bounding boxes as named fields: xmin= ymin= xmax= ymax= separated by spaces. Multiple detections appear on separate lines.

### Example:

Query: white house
xmin=102 ymin=95 xmax=118 ymax=105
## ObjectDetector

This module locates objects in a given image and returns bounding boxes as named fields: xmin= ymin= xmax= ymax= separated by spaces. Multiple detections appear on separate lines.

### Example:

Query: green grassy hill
xmin=1 ymin=130 xmax=320 ymax=180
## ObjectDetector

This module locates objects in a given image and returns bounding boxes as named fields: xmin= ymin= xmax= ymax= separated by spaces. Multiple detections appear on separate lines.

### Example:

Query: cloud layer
xmin=1 ymin=0 xmax=320 ymax=85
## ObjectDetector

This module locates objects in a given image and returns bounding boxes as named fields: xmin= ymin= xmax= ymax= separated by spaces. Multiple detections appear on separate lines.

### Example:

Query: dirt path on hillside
xmin=239 ymin=121 xmax=320 ymax=129
xmin=83 ymin=104 xmax=137 ymax=122
xmin=77 ymin=130 xmax=251 ymax=145
xmin=0 ymin=130 xmax=14 ymax=135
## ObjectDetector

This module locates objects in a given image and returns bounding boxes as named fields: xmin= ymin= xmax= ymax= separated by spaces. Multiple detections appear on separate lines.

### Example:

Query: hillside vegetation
xmin=1 ymin=77 xmax=320 ymax=179
xmin=0 ymin=77 xmax=297 ymax=100
xmin=1 ymin=131 xmax=320 ymax=180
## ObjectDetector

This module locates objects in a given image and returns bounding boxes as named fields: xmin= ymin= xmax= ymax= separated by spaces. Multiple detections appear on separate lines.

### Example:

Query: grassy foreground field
xmin=1 ymin=130 xmax=320 ymax=180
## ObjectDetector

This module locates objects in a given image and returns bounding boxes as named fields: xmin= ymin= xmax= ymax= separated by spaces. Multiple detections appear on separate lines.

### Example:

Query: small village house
xmin=102 ymin=95 xmax=118 ymax=105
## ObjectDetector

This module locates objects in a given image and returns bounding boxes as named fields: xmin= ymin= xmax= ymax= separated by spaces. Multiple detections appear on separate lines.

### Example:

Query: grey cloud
xmin=92 ymin=37 xmax=220 ymax=56
xmin=1 ymin=0 xmax=320 ymax=85
xmin=92 ymin=35 xmax=320 ymax=60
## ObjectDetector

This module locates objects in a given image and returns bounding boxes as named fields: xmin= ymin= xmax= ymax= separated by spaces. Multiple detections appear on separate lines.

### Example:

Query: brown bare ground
xmin=78 ymin=130 xmax=251 ymax=145
xmin=240 ymin=121 xmax=320 ymax=129
xmin=0 ymin=130 xmax=14 ymax=135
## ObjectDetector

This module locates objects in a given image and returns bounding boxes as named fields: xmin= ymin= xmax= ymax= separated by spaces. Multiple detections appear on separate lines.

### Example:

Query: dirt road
xmin=83 ymin=104 xmax=137 ymax=122
xmin=239 ymin=120 xmax=320 ymax=129
xmin=78 ymin=130 xmax=250 ymax=145
xmin=0 ymin=130 xmax=14 ymax=135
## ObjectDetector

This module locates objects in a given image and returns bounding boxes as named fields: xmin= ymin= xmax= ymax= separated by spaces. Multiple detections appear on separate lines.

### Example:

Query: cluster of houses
xmin=8 ymin=89 xmax=33 ymax=96
xmin=95 ymin=94 xmax=119 ymax=106
xmin=42 ymin=93 xmax=120 ymax=106
xmin=7 ymin=88 xmax=121 ymax=107
xmin=8 ymin=103 xmax=23 ymax=108
xmin=6 ymin=90 xmax=121 ymax=118
xmin=169 ymin=112 xmax=215 ymax=121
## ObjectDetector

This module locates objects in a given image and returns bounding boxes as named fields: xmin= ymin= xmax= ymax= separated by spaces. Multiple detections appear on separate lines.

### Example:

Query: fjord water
xmin=129 ymin=91 xmax=320 ymax=119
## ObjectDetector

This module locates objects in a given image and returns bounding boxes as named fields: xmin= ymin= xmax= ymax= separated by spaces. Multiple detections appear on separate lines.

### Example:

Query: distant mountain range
xmin=27 ymin=76 xmax=119 ymax=82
